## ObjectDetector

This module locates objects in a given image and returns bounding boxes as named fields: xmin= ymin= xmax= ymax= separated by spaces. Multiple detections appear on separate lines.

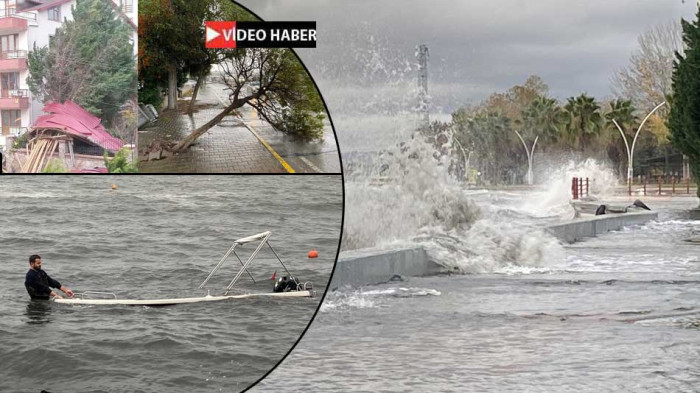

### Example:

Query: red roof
xmin=32 ymin=100 xmax=124 ymax=153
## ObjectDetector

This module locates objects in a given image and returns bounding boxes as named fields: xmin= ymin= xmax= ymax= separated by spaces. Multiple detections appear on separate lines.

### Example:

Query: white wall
xmin=29 ymin=1 xmax=75 ymax=50
xmin=25 ymin=1 xmax=76 ymax=124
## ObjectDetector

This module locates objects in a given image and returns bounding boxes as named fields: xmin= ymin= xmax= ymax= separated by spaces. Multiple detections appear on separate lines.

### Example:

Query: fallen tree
xmin=171 ymin=48 xmax=325 ymax=152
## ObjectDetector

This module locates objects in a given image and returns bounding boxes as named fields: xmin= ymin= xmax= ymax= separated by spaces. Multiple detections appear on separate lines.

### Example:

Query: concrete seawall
xmin=332 ymin=211 xmax=658 ymax=289
xmin=544 ymin=211 xmax=658 ymax=243
xmin=330 ymin=246 xmax=445 ymax=289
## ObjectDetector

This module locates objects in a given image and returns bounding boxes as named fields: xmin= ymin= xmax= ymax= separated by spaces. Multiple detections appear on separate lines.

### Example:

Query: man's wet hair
xmin=29 ymin=254 xmax=41 ymax=264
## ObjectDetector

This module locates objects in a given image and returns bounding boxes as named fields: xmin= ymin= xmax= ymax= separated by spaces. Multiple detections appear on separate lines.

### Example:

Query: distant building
xmin=0 ymin=0 xmax=136 ymax=149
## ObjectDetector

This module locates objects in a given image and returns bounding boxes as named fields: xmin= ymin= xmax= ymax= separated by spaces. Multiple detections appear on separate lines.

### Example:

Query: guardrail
xmin=1 ymin=125 xmax=26 ymax=136
xmin=0 ymin=50 xmax=26 ymax=59
xmin=0 ymin=7 xmax=37 ymax=21
xmin=634 ymin=175 xmax=694 ymax=196
xmin=0 ymin=89 xmax=28 ymax=98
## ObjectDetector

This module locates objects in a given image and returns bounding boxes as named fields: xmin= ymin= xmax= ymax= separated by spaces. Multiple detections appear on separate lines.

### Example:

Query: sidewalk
xmin=138 ymin=83 xmax=289 ymax=173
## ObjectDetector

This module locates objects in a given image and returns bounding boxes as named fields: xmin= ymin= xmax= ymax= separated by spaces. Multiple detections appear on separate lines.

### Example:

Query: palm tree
xmin=563 ymin=94 xmax=604 ymax=151
xmin=522 ymin=96 xmax=566 ymax=147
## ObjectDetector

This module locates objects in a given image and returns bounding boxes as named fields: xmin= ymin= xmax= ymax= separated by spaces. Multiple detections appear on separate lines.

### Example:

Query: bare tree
xmin=612 ymin=21 xmax=684 ymax=112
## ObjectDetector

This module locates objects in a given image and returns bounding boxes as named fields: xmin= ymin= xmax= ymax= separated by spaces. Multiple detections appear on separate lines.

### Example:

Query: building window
xmin=0 ymin=34 xmax=18 ymax=57
xmin=0 ymin=72 xmax=19 ymax=98
xmin=1 ymin=110 xmax=22 ymax=136
xmin=48 ymin=6 xmax=60 ymax=22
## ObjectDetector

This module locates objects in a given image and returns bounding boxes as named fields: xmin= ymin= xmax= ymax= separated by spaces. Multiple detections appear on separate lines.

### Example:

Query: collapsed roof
xmin=32 ymin=100 xmax=124 ymax=153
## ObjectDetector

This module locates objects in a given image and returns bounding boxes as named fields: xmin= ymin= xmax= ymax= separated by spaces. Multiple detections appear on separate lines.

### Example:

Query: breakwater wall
xmin=332 ymin=211 xmax=658 ymax=289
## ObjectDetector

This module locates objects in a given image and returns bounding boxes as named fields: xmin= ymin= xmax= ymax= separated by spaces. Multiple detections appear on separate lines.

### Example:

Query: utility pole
xmin=417 ymin=44 xmax=429 ymax=130
xmin=611 ymin=101 xmax=666 ymax=187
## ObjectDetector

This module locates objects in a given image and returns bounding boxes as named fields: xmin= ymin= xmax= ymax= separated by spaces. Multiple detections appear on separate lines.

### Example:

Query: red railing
xmin=634 ymin=175 xmax=693 ymax=196
xmin=571 ymin=177 xmax=589 ymax=200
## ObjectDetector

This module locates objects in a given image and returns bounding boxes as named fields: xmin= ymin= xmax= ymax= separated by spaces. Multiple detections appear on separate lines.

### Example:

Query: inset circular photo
xmin=138 ymin=0 xmax=339 ymax=174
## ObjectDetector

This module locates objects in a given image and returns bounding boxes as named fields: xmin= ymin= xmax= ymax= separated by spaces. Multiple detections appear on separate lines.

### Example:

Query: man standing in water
xmin=25 ymin=255 xmax=74 ymax=300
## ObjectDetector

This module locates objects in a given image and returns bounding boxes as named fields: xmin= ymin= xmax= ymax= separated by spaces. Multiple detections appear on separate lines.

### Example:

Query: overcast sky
xmin=239 ymin=0 xmax=697 ymax=111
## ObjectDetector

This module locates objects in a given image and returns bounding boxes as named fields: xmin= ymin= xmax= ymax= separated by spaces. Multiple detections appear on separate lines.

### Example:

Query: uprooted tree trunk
xmin=172 ymin=91 xmax=256 ymax=152
xmin=172 ymin=102 xmax=238 ymax=151
xmin=187 ymin=70 xmax=205 ymax=114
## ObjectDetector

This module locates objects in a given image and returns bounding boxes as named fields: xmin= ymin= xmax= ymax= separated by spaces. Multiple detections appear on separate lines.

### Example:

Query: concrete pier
xmin=332 ymin=211 xmax=658 ymax=289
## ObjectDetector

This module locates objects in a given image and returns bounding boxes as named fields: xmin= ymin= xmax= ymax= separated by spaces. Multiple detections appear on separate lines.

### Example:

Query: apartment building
xmin=0 ymin=0 xmax=136 ymax=148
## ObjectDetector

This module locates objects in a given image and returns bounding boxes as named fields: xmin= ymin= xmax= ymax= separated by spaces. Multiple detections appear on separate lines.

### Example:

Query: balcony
xmin=0 ymin=88 xmax=28 ymax=109
xmin=112 ymin=0 xmax=133 ymax=14
xmin=0 ymin=50 xmax=27 ymax=71
xmin=0 ymin=12 xmax=27 ymax=35
xmin=1 ymin=125 xmax=26 ymax=136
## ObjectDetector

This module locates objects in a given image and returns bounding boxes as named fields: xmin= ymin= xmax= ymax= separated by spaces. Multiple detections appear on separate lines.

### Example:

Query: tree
xmin=452 ymin=108 xmax=521 ymax=184
xmin=182 ymin=0 xmax=255 ymax=113
xmin=482 ymin=75 xmax=549 ymax=127
xmin=668 ymin=7 xmax=700 ymax=198
xmin=612 ymin=21 xmax=683 ymax=113
xmin=563 ymin=94 xmax=604 ymax=151
xmin=27 ymin=0 xmax=136 ymax=124
xmin=172 ymin=48 xmax=325 ymax=151
xmin=522 ymin=96 xmax=566 ymax=146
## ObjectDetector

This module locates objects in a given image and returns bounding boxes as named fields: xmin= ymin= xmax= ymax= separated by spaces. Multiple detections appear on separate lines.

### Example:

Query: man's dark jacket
xmin=25 ymin=269 xmax=61 ymax=300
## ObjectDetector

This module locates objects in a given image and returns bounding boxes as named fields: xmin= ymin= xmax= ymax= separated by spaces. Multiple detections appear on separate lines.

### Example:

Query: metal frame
xmin=198 ymin=231 xmax=296 ymax=296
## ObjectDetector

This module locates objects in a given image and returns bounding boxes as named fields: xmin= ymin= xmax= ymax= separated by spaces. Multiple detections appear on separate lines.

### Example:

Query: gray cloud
xmin=239 ymin=0 xmax=697 ymax=110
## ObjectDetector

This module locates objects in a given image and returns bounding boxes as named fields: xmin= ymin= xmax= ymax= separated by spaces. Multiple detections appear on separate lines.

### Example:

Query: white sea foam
xmin=321 ymin=286 xmax=441 ymax=312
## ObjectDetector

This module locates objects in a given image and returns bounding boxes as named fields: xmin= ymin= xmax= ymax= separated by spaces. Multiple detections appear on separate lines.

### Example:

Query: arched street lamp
xmin=453 ymin=137 xmax=471 ymax=183
xmin=611 ymin=101 xmax=666 ymax=187
xmin=514 ymin=130 xmax=538 ymax=185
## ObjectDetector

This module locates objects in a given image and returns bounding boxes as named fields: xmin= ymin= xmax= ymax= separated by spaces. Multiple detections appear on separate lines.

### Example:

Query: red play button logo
xmin=205 ymin=21 xmax=236 ymax=48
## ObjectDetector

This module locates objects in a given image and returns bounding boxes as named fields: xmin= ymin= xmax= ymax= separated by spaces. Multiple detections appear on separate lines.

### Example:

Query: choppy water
xmin=256 ymin=196 xmax=700 ymax=392
xmin=0 ymin=175 xmax=342 ymax=393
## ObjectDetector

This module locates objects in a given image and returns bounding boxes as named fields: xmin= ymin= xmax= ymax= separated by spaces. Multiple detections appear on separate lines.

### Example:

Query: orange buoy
xmin=308 ymin=249 xmax=318 ymax=259
xmin=111 ymin=184 xmax=117 ymax=190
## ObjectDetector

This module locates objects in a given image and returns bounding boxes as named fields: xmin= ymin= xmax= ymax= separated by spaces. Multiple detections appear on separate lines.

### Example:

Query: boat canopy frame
xmin=198 ymin=231 xmax=294 ymax=295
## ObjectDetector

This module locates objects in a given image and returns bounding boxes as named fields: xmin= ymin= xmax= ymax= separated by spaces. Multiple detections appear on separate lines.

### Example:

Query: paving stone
xmin=138 ymin=84 xmax=287 ymax=173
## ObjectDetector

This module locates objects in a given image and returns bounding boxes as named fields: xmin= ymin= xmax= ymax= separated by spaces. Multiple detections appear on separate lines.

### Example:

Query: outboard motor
xmin=273 ymin=276 xmax=301 ymax=293
xmin=632 ymin=199 xmax=651 ymax=211
xmin=595 ymin=204 xmax=607 ymax=215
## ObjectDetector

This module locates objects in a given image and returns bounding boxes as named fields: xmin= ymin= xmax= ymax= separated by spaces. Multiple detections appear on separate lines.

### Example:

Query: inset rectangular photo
xmin=0 ymin=0 xmax=137 ymax=173
xmin=0 ymin=174 xmax=343 ymax=392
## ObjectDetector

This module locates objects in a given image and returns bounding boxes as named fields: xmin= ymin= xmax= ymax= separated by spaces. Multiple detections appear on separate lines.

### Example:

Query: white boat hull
xmin=54 ymin=291 xmax=313 ymax=306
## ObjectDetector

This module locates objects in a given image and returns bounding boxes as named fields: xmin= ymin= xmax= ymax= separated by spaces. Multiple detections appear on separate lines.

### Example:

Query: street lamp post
xmin=453 ymin=137 xmax=471 ymax=183
xmin=514 ymin=130 xmax=538 ymax=185
xmin=611 ymin=101 xmax=666 ymax=187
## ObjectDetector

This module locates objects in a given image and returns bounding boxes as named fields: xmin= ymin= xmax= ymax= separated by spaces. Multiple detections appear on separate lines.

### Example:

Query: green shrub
xmin=104 ymin=147 xmax=138 ymax=173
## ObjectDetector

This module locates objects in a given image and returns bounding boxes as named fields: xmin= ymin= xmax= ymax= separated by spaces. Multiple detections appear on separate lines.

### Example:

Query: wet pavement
xmin=138 ymin=83 xmax=341 ymax=173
